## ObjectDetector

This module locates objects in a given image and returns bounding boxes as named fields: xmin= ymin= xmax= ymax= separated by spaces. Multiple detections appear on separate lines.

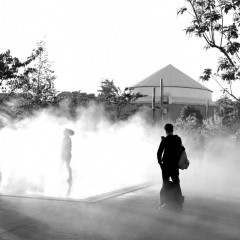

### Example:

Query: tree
xmin=175 ymin=115 xmax=200 ymax=135
xmin=55 ymin=91 xmax=96 ymax=118
xmin=57 ymin=91 xmax=96 ymax=107
xmin=0 ymin=41 xmax=57 ymax=120
xmin=178 ymin=0 xmax=240 ymax=101
xmin=216 ymin=95 xmax=240 ymax=126
xmin=179 ymin=105 xmax=203 ymax=124
xmin=175 ymin=105 xmax=205 ymax=138
xmin=14 ymin=40 xmax=57 ymax=107
xmin=0 ymin=50 xmax=22 ymax=86
xmin=202 ymin=113 xmax=226 ymax=136
xmin=97 ymin=79 xmax=144 ymax=120
xmin=0 ymin=49 xmax=40 ymax=101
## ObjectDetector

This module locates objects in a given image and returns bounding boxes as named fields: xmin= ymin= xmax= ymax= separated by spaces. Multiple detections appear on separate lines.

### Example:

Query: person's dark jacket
xmin=157 ymin=135 xmax=182 ymax=168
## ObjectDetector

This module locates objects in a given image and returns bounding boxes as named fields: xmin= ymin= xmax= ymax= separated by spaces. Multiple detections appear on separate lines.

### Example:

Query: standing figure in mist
xmin=192 ymin=130 xmax=205 ymax=162
xmin=61 ymin=128 xmax=75 ymax=183
xmin=157 ymin=123 xmax=183 ymax=210
xmin=196 ymin=131 xmax=205 ymax=162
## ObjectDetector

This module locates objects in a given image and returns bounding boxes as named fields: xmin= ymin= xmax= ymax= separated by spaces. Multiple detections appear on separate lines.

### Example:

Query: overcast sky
xmin=1 ymin=0 xmax=240 ymax=100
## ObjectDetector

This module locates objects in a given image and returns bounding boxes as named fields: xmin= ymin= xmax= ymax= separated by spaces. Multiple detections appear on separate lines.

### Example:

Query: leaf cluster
xmin=179 ymin=104 xmax=203 ymax=124
xmin=179 ymin=0 xmax=240 ymax=101
xmin=216 ymin=95 xmax=240 ymax=126
xmin=175 ymin=105 xmax=204 ymax=135
xmin=0 ymin=40 xmax=57 ymax=107
xmin=202 ymin=114 xmax=226 ymax=136
xmin=97 ymin=79 xmax=144 ymax=120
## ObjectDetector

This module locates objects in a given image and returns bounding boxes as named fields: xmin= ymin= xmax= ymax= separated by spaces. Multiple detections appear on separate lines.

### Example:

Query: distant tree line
xmin=0 ymin=41 xmax=144 ymax=123
xmin=3 ymin=38 xmax=240 ymax=138
xmin=175 ymin=95 xmax=240 ymax=139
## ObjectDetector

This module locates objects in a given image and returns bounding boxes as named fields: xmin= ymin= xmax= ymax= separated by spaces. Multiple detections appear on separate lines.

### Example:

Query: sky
xmin=1 ymin=0 xmax=240 ymax=101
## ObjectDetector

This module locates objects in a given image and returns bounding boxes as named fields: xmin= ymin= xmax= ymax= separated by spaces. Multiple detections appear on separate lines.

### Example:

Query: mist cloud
xmin=0 ymin=102 xmax=239 ymax=201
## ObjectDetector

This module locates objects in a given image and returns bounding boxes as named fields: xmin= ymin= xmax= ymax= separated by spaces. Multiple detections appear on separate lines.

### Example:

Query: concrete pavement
xmin=0 ymin=184 xmax=240 ymax=240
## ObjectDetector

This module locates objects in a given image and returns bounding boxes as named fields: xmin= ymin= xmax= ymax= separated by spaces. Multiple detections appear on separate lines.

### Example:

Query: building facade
xmin=130 ymin=64 xmax=215 ymax=122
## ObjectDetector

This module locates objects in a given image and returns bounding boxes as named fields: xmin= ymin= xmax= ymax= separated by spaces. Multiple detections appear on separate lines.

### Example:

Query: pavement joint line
xmin=0 ymin=193 xmax=90 ymax=203
xmin=0 ymin=181 xmax=158 ymax=203
xmin=83 ymin=181 xmax=157 ymax=202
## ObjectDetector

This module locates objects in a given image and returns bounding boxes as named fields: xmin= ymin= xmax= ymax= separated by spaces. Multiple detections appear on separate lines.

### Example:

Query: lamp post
xmin=152 ymin=87 xmax=156 ymax=122
xmin=160 ymin=78 xmax=164 ymax=123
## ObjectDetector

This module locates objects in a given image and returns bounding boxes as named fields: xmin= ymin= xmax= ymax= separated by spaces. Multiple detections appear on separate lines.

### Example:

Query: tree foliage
xmin=57 ymin=91 xmax=95 ymax=107
xmin=175 ymin=105 xmax=204 ymax=135
xmin=15 ymin=40 xmax=57 ymax=107
xmin=175 ymin=108 xmax=227 ymax=137
xmin=202 ymin=114 xmax=226 ymax=136
xmin=0 ymin=50 xmax=23 ymax=83
xmin=0 ymin=48 xmax=41 ymax=100
xmin=178 ymin=0 xmax=240 ymax=101
xmin=216 ymin=95 xmax=240 ymax=126
xmin=55 ymin=91 xmax=96 ymax=118
xmin=179 ymin=105 xmax=203 ymax=124
xmin=175 ymin=114 xmax=200 ymax=135
xmin=97 ymin=79 xmax=144 ymax=120
xmin=0 ymin=40 xmax=57 ymax=108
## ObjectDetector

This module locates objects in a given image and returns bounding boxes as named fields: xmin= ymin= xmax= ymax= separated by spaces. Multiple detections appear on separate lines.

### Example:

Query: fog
xmin=0 ymin=103 xmax=239 ymax=201
xmin=180 ymin=134 xmax=240 ymax=200
xmin=0 ymin=104 xmax=160 ymax=199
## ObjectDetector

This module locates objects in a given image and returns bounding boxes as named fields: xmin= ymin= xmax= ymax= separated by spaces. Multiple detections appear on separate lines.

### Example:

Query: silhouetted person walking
xmin=157 ymin=123 xmax=183 ymax=210
xmin=61 ymin=128 xmax=74 ymax=183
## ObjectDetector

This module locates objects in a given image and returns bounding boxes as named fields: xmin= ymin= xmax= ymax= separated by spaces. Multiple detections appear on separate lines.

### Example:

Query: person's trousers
xmin=160 ymin=165 xmax=182 ymax=205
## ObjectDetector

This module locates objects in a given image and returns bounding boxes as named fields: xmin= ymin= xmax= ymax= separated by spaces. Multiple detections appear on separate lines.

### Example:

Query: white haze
xmin=180 ymin=134 xmax=240 ymax=200
xmin=0 ymin=103 xmax=239 ymax=201
xmin=0 ymin=104 xmax=160 ymax=199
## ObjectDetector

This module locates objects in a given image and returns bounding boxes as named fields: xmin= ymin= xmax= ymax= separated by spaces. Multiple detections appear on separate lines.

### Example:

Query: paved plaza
xmin=0 ymin=184 xmax=240 ymax=240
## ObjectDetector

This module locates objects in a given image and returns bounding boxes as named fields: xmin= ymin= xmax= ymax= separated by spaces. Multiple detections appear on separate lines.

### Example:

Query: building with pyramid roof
xmin=130 ymin=64 xmax=215 ymax=122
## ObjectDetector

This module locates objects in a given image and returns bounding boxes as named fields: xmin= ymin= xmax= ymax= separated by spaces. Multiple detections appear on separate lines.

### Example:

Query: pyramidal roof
xmin=132 ymin=64 xmax=212 ymax=92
